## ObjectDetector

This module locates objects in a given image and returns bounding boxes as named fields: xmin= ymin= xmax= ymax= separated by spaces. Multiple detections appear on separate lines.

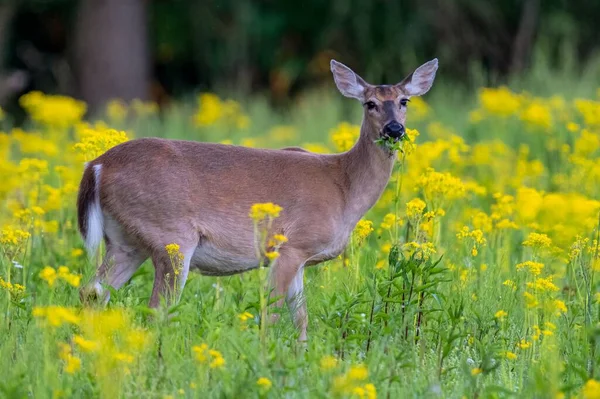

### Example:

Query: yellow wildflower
xmin=209 ymin=355 xmax=225 ymax=369
xmin=114 ymin=353 xmax=135 ymax=364
xmin=348 ymin=365 xmax=368 ymax=381
xmin=478 ymin=86 xmax=522 ymax=117
xmin=522 ymin=232 xmax=552 ymax=249
xmin=73 ymin=335 xmax=98 ymax=353
xmin=165 ymin=243 xmax=180 ymax=255
xmin=33 ymin=306 xmax=80 ymax=327
xmin=273 ymin=234 xmax=288 ymax=243
xmin=320 ymin=355 xmax=338 ymax=371
xmin=516 ymin=261 xmax=544 ymax=276
xmin=249 ymin=203 xmax=283 ymax=221
xmin=406 ymin=198 xmax=427 ymax=222
xmin=330 ymin=122 xmax=360 ymax=152
xmin=554 ymin=299 xmax=567 ymax=314
xmin=524 ymin=292 xmax=539 ymax=309
xmin=353 ymin=220 xmax=374 ymax=243
xmin=379 ymin=213 xmax=397 ymax=230
xmin=238 ymin=312 xmax=254 ymax=322
xmin=257 ymin=377 xmax=272 ymax=391
xmin=58 ymin=343 xmax=81 ymax=374
xmin=265 ymin=251 xmax=280 ymax=261
xmin=494 ymin=310 xmax=508 ymax=320
xmin=582 ymin=379 xmax=600 ymax=399
xmin=518 ymin=339 xmax=531 ymax=349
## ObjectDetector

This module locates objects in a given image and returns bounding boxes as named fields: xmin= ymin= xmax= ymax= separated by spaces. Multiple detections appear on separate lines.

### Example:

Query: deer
xmin=77 ymin=58 xmax=438 ymax=341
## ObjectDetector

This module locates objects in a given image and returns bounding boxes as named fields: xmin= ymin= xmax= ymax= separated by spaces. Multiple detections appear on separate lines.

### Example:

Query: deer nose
xmin=383 ymin=121 xmax=405 ymax=139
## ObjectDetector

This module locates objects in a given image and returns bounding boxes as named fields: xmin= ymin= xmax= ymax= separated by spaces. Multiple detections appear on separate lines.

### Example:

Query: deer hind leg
xmin=80 ymin=241 xmax=148 ymax=305
xmin=148 ymin=241 xmax=196 ymax=308
xmin=269 ymin=250 xmax=308 ymax=341
xmin=286 ymin=267 xmax=307 ymax=341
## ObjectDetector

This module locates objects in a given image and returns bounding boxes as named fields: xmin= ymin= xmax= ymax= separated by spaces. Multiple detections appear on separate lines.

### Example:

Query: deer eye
xmin=364 ymin=101 xmax=378 ymax=111
xmin=400 ymin=98 xmax=409 ymax=107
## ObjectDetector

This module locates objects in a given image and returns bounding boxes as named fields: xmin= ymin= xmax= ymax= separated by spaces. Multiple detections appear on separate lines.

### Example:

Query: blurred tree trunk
xmin=510 ymin=0 xmax=540 ymax=74
xmin=0 ymin=3 xmax=28 ymax=107
xmin=74 ymin=0 xmax=149 ymax=113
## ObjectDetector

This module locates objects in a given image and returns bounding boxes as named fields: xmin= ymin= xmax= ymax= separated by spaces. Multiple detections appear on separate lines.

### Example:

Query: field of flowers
xmin=1 ymin=81 xmax=600 ymax=398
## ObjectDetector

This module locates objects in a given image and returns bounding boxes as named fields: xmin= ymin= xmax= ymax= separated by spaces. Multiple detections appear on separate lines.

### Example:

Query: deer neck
xmin=339 ymin=122 xmax=396 ymax=222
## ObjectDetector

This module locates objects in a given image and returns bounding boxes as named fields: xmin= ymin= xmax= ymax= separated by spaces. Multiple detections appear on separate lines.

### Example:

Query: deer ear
xmin=330 ymin=60 xmax=368 ymax=101
xmin=397 ymin=58 xmax=438 ymax=97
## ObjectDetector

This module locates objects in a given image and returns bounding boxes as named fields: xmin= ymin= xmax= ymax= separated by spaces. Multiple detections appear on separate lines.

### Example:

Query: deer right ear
xmin=330 ymin=60 xmax=367 ymax=101
xmin=397 ymin=59 xmax=439 ymax=97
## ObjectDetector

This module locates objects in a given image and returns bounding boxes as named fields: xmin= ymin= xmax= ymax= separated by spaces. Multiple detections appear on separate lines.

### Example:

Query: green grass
xmin=1 ymin=70 xmax=600 ymax=398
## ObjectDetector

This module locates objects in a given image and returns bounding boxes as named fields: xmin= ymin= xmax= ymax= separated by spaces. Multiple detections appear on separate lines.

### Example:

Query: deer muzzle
xmin=382 ymin=121 xmax=405 ymax=140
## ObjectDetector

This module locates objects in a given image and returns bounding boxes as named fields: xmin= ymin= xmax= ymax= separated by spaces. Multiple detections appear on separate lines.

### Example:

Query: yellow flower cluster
xmin=574 ymin=99 xmax=600 ymax=127
xmin=165 ymin=243 xmax=181 ymax=256
xmin=193 ymin=93 xmax=250 ymax=130
xmin=406 ymin=198 xmax=426 ymax=221
xmin=105 ymin=98 xmax=159 ymax=123
xmin=33 ymin=306 xmax=80 ymax=327
xmin=237 ymin=311 xmax=254 ymax=331
xmin=477 ymin=86 xmax=522 ymax=117
xmin=417 ymin=167 xmax=466 ymax=207
xmin=73 ymin=125 xmax=129 ymax=161
xmin=192 ymin=343 xmax=226 ymax=369
xmin=400 ymin=127 xmax=420 ymax=155
xmin=165 ymin=243 xmax=184 ymax=276
xmin=0 ymin=226 xmax=31 ymax=246
xmin=330 ymin=122 xmax=360 ymax=152
xmin=249 ymin=202 xmax=283 ymax=221
xmin=379 ymin=214 xmax=397 ymax=231
xmin=471 ymin=87 xmax=563 ymax=131
xmin=256 ymin=377 xmax=272 ymax=391
xmin=522 ymin=232 xmax=552 ymax=249
xmin=353 ymin=220 xmax=374 ymax=244
xmin=38 ymin=266 xmax=81 ymax=287
xmin=11 ymin=128 xmax=59 ymax=157
xmin=407 ymin=96 xmax=431 ymax=121
xmin=516 ymin=261 xmax=544 ymax=276
xmin=320 ymin=355 xmax=339 ymax=370
xmin=332 ymin=364 xmax=376 ymax=399
xmin=265 ymin=233 xmax=288 ymax=261
xmin=74 ymin=308 xmax=152 ymax=387
xmin=582 ymin=379 xmax=600 ymax=399
xmin=456 ymin=226 xmax=486 ymax=257
xmin=59 ymin=343 xmax=82 ymax=374
xmin=20 ymin=91 xmax=86 ymax=129
xmin=0 ymin=276 xmax=25 ymax=301
xmin=402 ymin=241 xmax=437 ymax=261
xmin=526 ymin=276 xmax=559 ymax=293
xmin=494 ymin=310 xmax=508 ymax=320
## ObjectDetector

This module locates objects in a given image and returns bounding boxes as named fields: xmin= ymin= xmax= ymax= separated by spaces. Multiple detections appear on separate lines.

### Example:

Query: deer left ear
xmin=397 ymin=58 xmax=438 ymax=97
xmin=330 ymin=59 xmax=369 ymax=101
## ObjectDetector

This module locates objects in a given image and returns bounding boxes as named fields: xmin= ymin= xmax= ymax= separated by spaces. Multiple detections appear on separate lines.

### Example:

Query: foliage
xmin=0 ymin=81 xmax=600 ymax=398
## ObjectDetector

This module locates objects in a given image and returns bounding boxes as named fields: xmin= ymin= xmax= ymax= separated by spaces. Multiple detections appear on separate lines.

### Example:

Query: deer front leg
xmin=269 ymin=250 xmax=308 ymax=341
xmin=149 ymin=244 xmax=194 ymax=308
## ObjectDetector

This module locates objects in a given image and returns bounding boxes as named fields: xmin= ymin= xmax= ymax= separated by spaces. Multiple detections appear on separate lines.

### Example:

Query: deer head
xmin=330 ymin=59 xmax=438 ymax=143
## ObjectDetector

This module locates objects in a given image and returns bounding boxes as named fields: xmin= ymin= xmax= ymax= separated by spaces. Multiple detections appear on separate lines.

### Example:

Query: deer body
xmin=78 ymin=59 xmax=438 ymax=341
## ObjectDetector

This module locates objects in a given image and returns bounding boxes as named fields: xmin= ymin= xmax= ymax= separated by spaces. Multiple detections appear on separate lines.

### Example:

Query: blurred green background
xmin=0 ymin=0 xmax=598 ymax=120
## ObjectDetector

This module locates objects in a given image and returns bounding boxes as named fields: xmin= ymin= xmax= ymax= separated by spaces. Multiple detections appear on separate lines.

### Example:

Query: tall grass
xmin=0 ymin=70 xmax=599 ymax=398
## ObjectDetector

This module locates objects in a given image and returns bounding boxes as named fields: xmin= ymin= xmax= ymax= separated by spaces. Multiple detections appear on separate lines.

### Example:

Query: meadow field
xmin=1 ymin=71 xmax=600 ymax=398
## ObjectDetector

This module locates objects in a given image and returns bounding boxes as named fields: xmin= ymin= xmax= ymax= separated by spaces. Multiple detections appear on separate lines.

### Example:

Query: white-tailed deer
xmin=77 ymin=58 xmax=438 ymax=341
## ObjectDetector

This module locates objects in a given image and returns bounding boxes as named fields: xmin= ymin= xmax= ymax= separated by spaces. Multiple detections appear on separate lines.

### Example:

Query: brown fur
xmin=77 ymin=58 xmax=438 ymax=341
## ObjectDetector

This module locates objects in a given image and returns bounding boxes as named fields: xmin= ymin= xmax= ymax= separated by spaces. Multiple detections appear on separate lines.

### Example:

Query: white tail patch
xmin=85 ymin=164 xmax=104 ymax=256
